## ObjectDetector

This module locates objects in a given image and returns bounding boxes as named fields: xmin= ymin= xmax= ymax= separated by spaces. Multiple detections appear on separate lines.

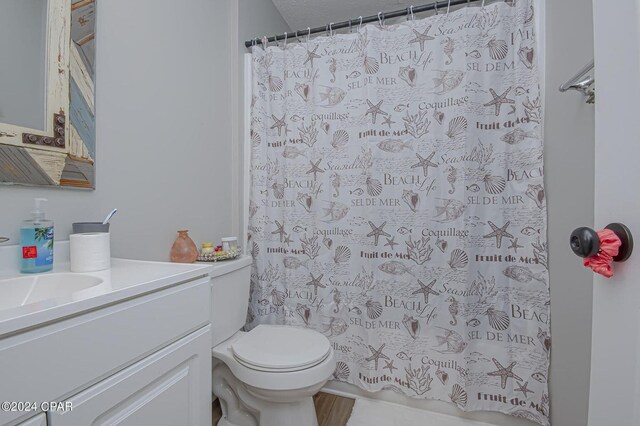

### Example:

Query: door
xmin=589 ymin=1 xmax=640 ymax=425
xmin=49 ymin=327 xmax=211 ymax=426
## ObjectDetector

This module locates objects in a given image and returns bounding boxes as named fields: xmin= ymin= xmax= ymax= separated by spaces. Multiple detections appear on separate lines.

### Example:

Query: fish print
xmin=467 ymin=184 xmax=480 ymax=192
xmin=394 ymin=103 xmax=410 ymax=112
xmin=378 ymin=261 xmax=416 ymax=276
xmin=283 ymin=256 xmax=307 ymax=270
xmin=377 ymin=139 xmax=413 ymax=153
xmin=318 ymin=86 xmax=347 ymax=106
xmin=501 ymin=128 xmax=537 ymax=145
xmin=434 ymin=328 xmax=467 ymax=354
xmin=531 ymin=372 xmax=547 ymax=383
xmin=322 ymin=317 xmax=349 ymax=337
xmin=466 ymin=50 xmax=481 ymax=58
xmin=290 ymin=114 xmax=304 ymax=122
xmin=515 ymin=86 xmax=530 ymax=95
xmin=396 ymin=352 xmax=412 ymax=361
xmin=322 ymin=201 xmax=350 ymax=222
xmin=467 ymin=318 xmax=481 ymax=327
xmin=292 ymin=225 xmax=307 ymax=233
xmin=346 ymin=70 xmax=361 ymax=79
xmin=350 ymin=188 xmax=364 ymax=196
xmin=398 ymin=227 xmax=412 ymax=235
xmin=521 ymin=226 xmax=541 ymax=236
xmin=282 ymin=145 xmax=306 ymax=159
xmin=503 ymin=265 xmax=547 ymax=284
xmin=431 ymin=70 xmax=464 ymax=94
xmin=435 ymin=199 xmax=466 ymax=223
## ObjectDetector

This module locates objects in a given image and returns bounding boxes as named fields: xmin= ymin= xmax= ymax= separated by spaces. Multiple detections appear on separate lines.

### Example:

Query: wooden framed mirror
xmin=0 ymin=0 xmax=96 ymax=189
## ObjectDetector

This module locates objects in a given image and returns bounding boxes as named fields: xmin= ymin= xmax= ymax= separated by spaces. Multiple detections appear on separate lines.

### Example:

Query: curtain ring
xmin=378 ymin=11 xmax=384 ymax=27
xmin=329 ymin=22 xmax=334 ymax=36
xmin=434 ymin=1 xmax=439 ymax=15
xmin=261 ymin=36 xmax=268 ymax=48
xmin=273 ymin=34 xmax=278 ymax=48
xmin=358 ymin=16 xmax=363 ymax=31
xmin=447 ymin=0 xmax=451 ymax=14
xmin=348 ymin=19 xmax=352 ymax=33
xmin=283 ymin=32 xmax=287 ymax=47
xmin=307 ymin=27 xmax=311 ymax=43
xmin=410 ymin=5 xmax=415 ymax=21
xmin=481 ymin=0 xmax=486 ymax=7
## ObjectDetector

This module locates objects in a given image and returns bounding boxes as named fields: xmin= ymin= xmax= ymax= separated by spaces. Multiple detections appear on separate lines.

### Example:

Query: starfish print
xmin=382 ymin=115 xmax=395 ymax=128
xmin=412 ymin=279 xmax=440 ymax=304
xmin=508 ymin=238 xmax=524 ymax=253
xmin=271 ymin=220 xmax=286 ymax=242
xmin=411 ymin=152 xmax=438 ymax=177
xmin=384 ymin=236 xmax=398 ymax=250
xmin=365 ymin=99 xmax=389 ymax=124
xmin=306 ymin=159 xmax=325 ymax=180
xmin=383 ymin=360 xmax=398 ymax=374
xmin=484 ymin=87 xmax=515 ymax=116
xmin=515 ymin=381 xmax=534 ymax=398
xmin=487 ymin=358 xmax=522 ymax=389
xmin=367 ymin=221 xmax=391 ymax=246
xmin=365 ymin=344 xmax=390 ymax=370
xmin=305 ymin=273 xmax=326 ymax=295
xmin=304 ymin=45 xmax=321 ymax=66
xmin=483 ymin=221 xmax=514 ymax=249
xmin=270 ymin=114 xmax=288 ymax=136
xmin=283 ymin=233 xmax=293 ymax=247
xmin=408 ymin=26 xmax=434 ymax=51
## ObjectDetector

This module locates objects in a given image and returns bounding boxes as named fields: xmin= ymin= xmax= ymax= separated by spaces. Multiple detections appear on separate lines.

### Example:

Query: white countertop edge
xmin=0 ymin=255 xmax=253 ymax=338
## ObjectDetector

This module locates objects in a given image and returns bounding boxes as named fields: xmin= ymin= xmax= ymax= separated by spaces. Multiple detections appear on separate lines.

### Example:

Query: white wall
xmin=0 ymin=0 xmax=235 ymax=261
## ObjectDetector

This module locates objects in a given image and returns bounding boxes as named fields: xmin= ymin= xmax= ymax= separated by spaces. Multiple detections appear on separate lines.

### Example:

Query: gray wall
xmin=545 ymin=1 xmax=595 ymax=425
xmin=0 ymin=0 xmax=235 ymax=261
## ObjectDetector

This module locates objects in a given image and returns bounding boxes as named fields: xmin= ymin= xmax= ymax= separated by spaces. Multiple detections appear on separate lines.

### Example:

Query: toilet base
xmin=212 ymin=360 xmax=322 ymax=426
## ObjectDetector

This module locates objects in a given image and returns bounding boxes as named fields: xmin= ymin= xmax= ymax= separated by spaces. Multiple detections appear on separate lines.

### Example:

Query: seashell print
xmin=268 ymin=75 xmax=283 ymax=92
xmin=398 ymin=66 xmax=417 ymax=87
xmin=366 ymin=300 xmax=383 ymax=319
xmin=249 ymin=200 xmax=258 ymax=218
xmin=485 ymin=307 xmax=510 ymax=331
xmin=321 ymin=121 xmax=330 ymax=134
xmin=402 ymin=314 xmax=420 ymax=339
xmin=366 ymin=177 xmax=383 ymax=197
xmin=448 ymin=249 xmax=468 ymax=269
xmin=250 ymin=129 xmax=261 ymax=147
xmin=449 ymin=384 xmax=467 ymax=407
xmin=436 ymin=238 xmax=448 ymax=253
xmin=296 ymin=192 xmax=313 ymax=212
xmin=402 ymin=190 xmax=419 ymax=212
xmin=296 ymin=303 xmax=311 ymax=325
xmin=323 ymin=236 xmax=333 ymax=250
xmin=332 ymin=129 xmax=349 ymax=149
xmin=270 ymin=288 xmax=286 ymax=306
xmin=283 ymin=256 xmax=306 ymax=270
xmin=436 ymin=368 xmax=449 ymax=385
xmin=518 ymin=46 xmax=535 ymax=69
xmin=271 ymin=182 xmax=285 ymax=199
xmin=364 ymin=56 xmax=380 ymax=75
xmin=295 ymin=82 xmax=310 ymax=101
xmin=333 ymin=246 xmax=351 ymax=263
xmin=526 ymin=184 xmax=545 ymax=209
xmin=433 ymin=109 xmax=445 ymax=124
xmin=333 ymin=361 xmax=350 ymax=380
xmin=483 ymin=174 xmax=507 ymax=194
xmin=251 ymin=241 xmax=260 ymax=258
xmin=446 ymin=116 xmax=468 ymax=139
xmin=487 ymin=39 xmax=509 ymax=60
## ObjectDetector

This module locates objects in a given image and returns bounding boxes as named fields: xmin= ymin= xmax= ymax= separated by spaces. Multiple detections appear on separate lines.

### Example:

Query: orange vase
xmin=170 ymin=230 xmax=199 ymax=263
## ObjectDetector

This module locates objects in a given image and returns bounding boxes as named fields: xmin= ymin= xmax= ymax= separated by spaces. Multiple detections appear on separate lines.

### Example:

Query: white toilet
xmin=210 ymin=258 xmax=335 ymax=426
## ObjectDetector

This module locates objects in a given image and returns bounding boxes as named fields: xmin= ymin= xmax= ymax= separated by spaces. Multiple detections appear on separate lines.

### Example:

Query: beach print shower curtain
xmin=248 ymin=1 xmax=549 ymax=424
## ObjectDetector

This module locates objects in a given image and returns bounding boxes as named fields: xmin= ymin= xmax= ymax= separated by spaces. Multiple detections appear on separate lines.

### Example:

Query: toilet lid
xmin=231 ymin=325 xmax=331 ymax=371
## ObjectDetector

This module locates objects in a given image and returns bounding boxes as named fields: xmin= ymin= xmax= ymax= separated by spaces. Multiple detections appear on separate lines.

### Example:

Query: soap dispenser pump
xmin=20 ymin=198 xmax=54 ymax=273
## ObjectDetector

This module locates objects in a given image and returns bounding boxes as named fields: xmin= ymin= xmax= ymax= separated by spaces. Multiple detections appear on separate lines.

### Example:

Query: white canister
xmin=221 ymin=237 xmax=238 ymax=252
xmin=70 ymin=232 xmax=111 ymax=272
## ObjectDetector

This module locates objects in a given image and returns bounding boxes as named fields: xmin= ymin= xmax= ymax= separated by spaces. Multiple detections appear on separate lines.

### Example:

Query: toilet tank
xmin=210 ymin=256 xmax=253 ymax=347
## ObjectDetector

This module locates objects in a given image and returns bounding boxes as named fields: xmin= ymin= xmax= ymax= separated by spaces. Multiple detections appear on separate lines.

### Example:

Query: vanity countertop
xmin=0 ymin=242 xmax=251 ymax=338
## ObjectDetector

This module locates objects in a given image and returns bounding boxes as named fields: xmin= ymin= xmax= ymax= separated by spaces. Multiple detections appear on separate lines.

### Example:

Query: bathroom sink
xmin=0 ymin=273 xmax=103 ymax=311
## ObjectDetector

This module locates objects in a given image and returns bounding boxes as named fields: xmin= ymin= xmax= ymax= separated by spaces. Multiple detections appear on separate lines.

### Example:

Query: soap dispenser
xmin=20 ymin=198 xmax=54 ymax=273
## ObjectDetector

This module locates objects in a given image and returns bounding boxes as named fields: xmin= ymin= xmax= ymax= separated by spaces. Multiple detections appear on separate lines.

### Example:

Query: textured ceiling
xmin=271 ymin=0 xmax=416 ymax=32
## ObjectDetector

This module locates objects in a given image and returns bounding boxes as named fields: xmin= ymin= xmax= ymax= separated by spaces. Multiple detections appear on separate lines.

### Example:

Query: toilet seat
xmin=231 ymin=324 xmax=331 ymax=372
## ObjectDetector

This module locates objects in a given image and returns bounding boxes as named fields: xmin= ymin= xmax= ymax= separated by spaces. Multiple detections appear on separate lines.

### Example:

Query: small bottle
xmin=201 ymin=242 xmax=215 ymax=255
xmin=170 ymin=230 xmax=198 ymax=263
xmin=20 ymin=198 xmax=54 ymax=273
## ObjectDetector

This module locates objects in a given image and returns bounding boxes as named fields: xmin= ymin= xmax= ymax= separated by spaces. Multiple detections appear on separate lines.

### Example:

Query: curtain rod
xmin=244 ymin=0 xmax=484 ymax=48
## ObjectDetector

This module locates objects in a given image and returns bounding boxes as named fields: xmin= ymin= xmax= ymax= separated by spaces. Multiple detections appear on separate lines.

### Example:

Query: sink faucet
xmin=0 ymin=237 xmax=9 ymax=244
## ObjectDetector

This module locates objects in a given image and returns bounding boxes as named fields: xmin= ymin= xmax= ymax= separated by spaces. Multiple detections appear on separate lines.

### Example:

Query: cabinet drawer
xmin=0 ymin=278 xmax=210 ymax=425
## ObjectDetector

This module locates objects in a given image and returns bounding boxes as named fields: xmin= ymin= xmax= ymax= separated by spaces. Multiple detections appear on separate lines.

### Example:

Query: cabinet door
xmin=50 ymin=326 xmax=211 ymax=426
xmin=18 ymin=413 xmax=47 ymax=426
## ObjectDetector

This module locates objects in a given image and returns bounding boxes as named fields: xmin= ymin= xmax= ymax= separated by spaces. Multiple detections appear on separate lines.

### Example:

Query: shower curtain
xmin=247 ymin=1 xmax=549 ymax=424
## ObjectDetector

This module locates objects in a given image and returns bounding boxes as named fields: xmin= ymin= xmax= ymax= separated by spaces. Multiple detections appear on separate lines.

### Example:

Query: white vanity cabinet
xmin=0 ymin=271 xmax=213 ymax=426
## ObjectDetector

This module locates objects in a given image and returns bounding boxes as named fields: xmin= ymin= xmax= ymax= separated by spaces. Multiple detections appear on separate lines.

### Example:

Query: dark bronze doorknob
xmin=570 ymin=223 xmax=633 ymax=262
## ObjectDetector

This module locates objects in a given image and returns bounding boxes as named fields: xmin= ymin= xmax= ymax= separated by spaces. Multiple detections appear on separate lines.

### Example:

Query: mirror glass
xmin=0 ymin=0 xmax=48 ymax=130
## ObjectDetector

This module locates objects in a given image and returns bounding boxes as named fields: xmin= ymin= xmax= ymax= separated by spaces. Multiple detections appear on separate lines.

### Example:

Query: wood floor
xmin=212 ymin=392 xmax=355 ymax=426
